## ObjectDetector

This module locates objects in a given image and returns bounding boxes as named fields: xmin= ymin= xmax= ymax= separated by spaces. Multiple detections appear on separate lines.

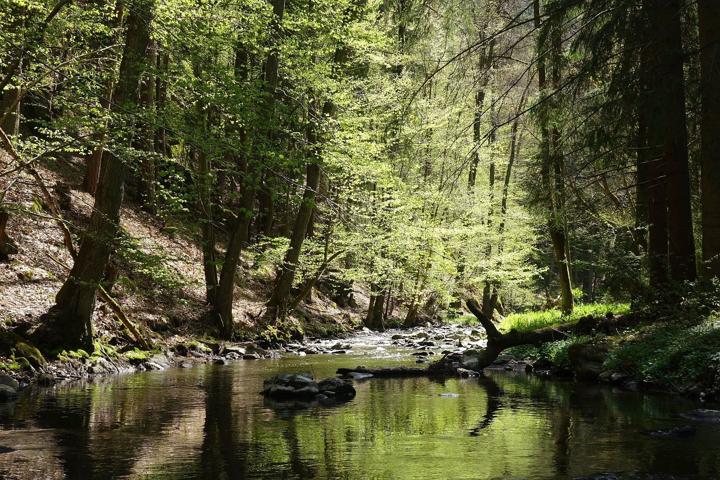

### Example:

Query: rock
xmin=88 ymin=357 xmax=114 ymax=375
xmin=418 ymin=340 xmax=435 ymax=347
xmin=623 ymin=381 xmax=639 ymax=391
xmin=317 ymin=378 xmax=356 ymax=401
xmin=416 ymin=358 xmax=428 ymax=364
xmin=15 ymin=342 xmax=46 ymax=368
xmin=567 ymin=342 xmax=609 ymax=381
xmin=262 ymin=374 xmax=355 ymax=403
xmin=347 ymin=372 xmax=373 ymax=380
xmin=532 ymin=358 xmax=554 ymax=371
xmin=505 ymin=359 xmax=533 ymax=373
xmin=610 ymin=372 xmax=628 ymax=383
xmin=214 ymin=358 xmax=228 ymax=365
xmin=0 ymin=384 xmax=17 ymax=401
xmin=681 ymin=409 xmax=720 ymax=423
xmin=243 ymin=353 xmax=261 ymax=360
xmin=223 ymin=345 xmax=246 ymax=356
xmin=0 ymin=374 xmax=19 ymax=391
xmin=148 ymin=353 xmax=172 ymax=369
xmin=457 ymin=368 xmax=479 ymax=378
xmin=143 ymin=361 xmax=165 ymax=371
xmin=647 ymin=425 xmax=696 ymax=438
xmin=391 ymin=334 xmax=404 ymax=340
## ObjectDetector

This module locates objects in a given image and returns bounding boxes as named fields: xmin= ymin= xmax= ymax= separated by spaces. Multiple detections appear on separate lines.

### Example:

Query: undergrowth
xmin=605 ymin=317 xmax=720 ymax=392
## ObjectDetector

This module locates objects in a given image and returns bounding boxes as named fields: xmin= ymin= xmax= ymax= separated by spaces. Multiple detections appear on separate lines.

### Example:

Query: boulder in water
xmin=262 ymin=373 xmax=356 ymax=404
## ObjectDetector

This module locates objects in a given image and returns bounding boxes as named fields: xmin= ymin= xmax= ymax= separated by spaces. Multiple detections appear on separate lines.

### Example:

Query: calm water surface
xmin=0 ymin=350 xmax=719 ymax=479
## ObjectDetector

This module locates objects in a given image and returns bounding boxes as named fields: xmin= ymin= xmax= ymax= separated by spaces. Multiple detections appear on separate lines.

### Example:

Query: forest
xmin=0 ymin=0 xmax=720 ymax=478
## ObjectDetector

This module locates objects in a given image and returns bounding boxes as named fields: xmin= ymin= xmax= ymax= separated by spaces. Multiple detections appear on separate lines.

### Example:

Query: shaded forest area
xmin=0 ymin=0 xmax=719 ymax=391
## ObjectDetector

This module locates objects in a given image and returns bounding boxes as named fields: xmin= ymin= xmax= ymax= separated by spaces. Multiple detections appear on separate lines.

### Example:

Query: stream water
xmin=0 ymin=329 xmax=719 ymax=479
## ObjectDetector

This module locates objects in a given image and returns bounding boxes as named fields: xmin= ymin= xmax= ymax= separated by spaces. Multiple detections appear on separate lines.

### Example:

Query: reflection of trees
xmin=469 ymin=376 xmax=503 ymax=436
xmin=283 ymin=416 xmax=318 ymax=478
xmin=199 ymin=366 xmax=247 ymax=479
xmin=32 ymin=372 xmax=205 ymax=479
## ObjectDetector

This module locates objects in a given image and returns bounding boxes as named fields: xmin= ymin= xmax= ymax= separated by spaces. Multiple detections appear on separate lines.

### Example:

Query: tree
xmin=642 ymin=0 xmax=696 ymax=283
xmin=534 ymin=0 xmax=573 ymax=313
xmin=699 ymin=0 xmax=720 ymax=279
xmin=35 ymin=0 xmax=156 ymax=350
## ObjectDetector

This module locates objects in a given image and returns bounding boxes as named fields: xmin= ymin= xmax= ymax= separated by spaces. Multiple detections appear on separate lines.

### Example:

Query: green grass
xmin=500 ymin=303 xmax=631 ymax=333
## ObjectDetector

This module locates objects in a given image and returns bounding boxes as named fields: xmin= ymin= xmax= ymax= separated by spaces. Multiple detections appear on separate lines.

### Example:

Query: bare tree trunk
xmin=137 ymin=40 xmax=157 ymax=212
xmin=0 ymin=209 xmax=18 ymax=261
xmin=699 ymin=0 xmax=720 ymax=279
xmin=0 ymin=86 xmax=21 ymax=135
xmin=467 ymin=39 xmax=494 ymax=190
xmin=266 ymin=162 xmax=321 ymax=318
xmin=35 ymin=0 xmax=155 ymax=351
xmin=534 ymin=0 xmax=573 ymax=313
xmin=154 ymin=50 xmax=169 ymax=156
xmin=196 ymin=149 xmax=218 ymax=306
xmin=83 ymin=1 xmax=124 ymax=195
xmin=366 ymin=288 xmax=386 ymax=331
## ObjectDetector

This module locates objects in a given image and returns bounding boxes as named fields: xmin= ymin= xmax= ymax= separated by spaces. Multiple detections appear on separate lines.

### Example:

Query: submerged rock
xmin=262 ymin=373 xmax=356 ymax=404
xmin=0 ymin=373 xmax=19 ymax=391
xmin=681 ymin=409 xmax=720 ymax=423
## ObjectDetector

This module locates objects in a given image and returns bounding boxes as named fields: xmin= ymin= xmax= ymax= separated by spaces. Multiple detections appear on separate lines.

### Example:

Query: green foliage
xmin=124 ymin=349 xmax=153 ymax=362
xmin=500 ymin=303 xmax=631 ymax=333
xmin=605 ymin=318 xmax=720 ymax=390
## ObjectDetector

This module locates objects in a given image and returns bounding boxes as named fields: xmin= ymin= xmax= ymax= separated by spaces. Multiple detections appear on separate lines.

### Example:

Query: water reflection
xmin=0 ymin=355 xmax=718 ymax=479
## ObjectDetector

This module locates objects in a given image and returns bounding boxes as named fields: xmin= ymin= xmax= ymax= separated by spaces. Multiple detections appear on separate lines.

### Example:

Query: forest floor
xmin=0 ymin=153 xmax=383 ymax=387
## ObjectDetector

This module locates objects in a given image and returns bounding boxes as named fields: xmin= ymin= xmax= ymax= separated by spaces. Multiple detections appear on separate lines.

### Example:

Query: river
xmin=0 ymin=329 xmax=718 ymax=479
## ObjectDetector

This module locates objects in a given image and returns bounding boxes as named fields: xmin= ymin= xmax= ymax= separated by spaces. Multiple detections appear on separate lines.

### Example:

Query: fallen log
xmin=461 ymin=299 xmax=641 ymax=371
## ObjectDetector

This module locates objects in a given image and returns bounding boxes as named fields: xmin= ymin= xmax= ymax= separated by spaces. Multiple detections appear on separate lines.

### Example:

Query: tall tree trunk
xmin=266 ymin=162 xmax=321 ymax=318
xmin=35 ymin=0 xmax=155 ymax=351
xmin=467 ymin=40 xmax=494 ymax=190
xmin=154 ymin=49 xmax=169 ymax=156
xmin=534 ymin=0 xmax=573 ymax=313
xmin=639 ymin=37 xmax=669 ymax=286
xmin=365 ymin=286 xmax=386 ymax=331
xmin=83 ymin=1 xmax=124 ymax=195
xmin=699 ymin=0 xmax=720 ymax=279
xmin=0 ymin=85 xmax=21 ymax=136
xmin=644 ymin=0 xmax=696 ymax=282
xmin=137 ymin=40 xmax=157 ymax=212
xmin=196 ymin=149 xmax=218 ymax=306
